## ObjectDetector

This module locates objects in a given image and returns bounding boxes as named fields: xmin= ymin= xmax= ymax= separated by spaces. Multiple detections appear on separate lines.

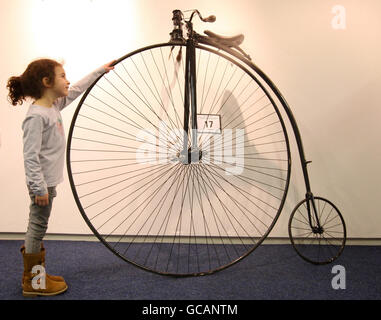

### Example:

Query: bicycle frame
xmin=181 ymin=36 xmax=200 ymax=162
xmin=173 ymin=9 xmax=322 ymax=231
xmin=65 ymin=9 xmax=345 ymax=273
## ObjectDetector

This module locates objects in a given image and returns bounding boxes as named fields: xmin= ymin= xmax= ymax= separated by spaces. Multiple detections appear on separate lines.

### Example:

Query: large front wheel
xmin=67 ymin=43 xmax=291 ymax=276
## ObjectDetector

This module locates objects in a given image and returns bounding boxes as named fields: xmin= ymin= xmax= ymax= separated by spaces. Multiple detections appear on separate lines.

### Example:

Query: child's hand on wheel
xmin=103 ymin=61 xmax=116 ymax=73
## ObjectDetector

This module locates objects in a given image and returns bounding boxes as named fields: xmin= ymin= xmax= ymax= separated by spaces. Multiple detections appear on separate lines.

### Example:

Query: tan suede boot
xmin=20 ymin=245 xmax=65 ymax=284
xmin=21 ymin=248 xmax=68 ymax=297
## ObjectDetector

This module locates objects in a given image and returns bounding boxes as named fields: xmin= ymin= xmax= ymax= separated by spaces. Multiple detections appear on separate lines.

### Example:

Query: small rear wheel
xmin=288 ymin=196 xmax=346 ymax=265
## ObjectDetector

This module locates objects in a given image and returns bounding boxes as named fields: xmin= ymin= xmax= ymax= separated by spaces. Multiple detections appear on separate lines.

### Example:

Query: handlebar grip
xmin=203 ymin=15 xmax=216 ymax=23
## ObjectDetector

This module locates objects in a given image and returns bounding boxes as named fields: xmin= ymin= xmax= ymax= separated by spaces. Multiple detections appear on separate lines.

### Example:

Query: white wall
xmin=0 ymin=0 xmax=380 ymax=238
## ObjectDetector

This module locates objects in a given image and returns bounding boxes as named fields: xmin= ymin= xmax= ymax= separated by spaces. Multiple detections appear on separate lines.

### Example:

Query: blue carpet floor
xmin=0 ymin=240 xmax=380 ymax=300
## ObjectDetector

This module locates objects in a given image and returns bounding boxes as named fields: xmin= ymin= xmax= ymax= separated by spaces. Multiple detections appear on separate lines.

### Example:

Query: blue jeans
xmin=25 ymin=186 xmax=57 ymax=254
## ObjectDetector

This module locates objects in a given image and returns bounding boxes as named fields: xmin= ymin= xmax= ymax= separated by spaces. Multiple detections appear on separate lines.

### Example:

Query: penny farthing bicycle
xmin=67 ymin=10 xmax=346 ymax=276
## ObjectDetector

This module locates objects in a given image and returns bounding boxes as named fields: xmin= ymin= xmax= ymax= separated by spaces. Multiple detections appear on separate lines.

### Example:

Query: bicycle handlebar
xmin=188 ymin=9 xmax=216 ymax=23
xmin=174 ymin=9 xmax=216 ymax=24
xmin=171 ymin=9 xmax=215 ymax=42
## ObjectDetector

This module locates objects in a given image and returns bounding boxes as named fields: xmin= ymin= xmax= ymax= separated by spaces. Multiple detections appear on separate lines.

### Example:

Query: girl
xmin=7 ymin=58 xmax=115 ymax=297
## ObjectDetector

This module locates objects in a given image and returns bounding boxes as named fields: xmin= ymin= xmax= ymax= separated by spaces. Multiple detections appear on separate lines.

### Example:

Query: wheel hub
xmin=177 ymin=147 xmax=203 ymax=164
xmin=312 ymin=226 xmax=324 ymax=234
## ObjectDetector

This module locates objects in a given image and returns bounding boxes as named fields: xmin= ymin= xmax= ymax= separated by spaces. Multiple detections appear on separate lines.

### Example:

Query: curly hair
xmin=6 ymin=59 xmax=62 ymax=106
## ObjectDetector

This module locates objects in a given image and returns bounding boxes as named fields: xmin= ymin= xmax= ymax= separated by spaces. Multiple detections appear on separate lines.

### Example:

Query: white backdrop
xmin=0 ymin=0 xmax=380 ymax=238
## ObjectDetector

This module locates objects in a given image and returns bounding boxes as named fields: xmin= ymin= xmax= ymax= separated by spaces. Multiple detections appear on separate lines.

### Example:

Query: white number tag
xmin=197 ymin=114 xmax=221 ymax=134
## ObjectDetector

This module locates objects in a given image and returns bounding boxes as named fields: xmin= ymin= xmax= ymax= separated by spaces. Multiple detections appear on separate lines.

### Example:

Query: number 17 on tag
xmin=197 ymin=114 xmax=221 ymax=134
